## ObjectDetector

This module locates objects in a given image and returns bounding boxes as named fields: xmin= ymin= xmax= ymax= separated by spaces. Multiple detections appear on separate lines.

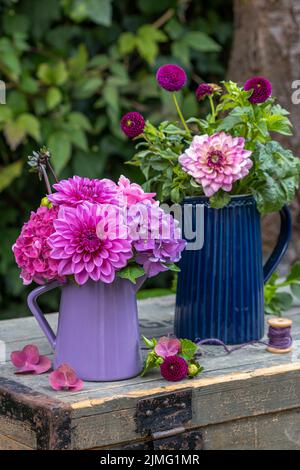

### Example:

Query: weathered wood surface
xmin=0 ymin=295 xmax=300 ymax=449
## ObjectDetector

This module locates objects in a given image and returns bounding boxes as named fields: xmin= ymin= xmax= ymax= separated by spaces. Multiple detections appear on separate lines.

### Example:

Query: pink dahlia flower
xmin=48 ymin=176 xmax=118 ymax=207
xmin=160 ymin=356 xmax=188 ymax=382
xmin=179 ymin=132 xmax=253 ymax=197
xmin=48 ymin=202 xmax=132 ymax=285
xmin=49 ymin=363 xmax=83 ymax=391
xmin=12 ymin=206 xmax=61 ymax=285
xmin=117 ymin=175 xmax=156 ymax=206
xmin=11 ymin=344 xmax=51 ymax=375
xmin=154 ymin=336 xmax=181 ymax=358
xmin=129 ymin=204 xmax=186 ymax=277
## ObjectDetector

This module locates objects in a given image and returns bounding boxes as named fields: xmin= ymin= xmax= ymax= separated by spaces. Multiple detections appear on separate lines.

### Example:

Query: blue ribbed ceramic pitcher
xmin=175 ymin=195 xmax=292 ymax=344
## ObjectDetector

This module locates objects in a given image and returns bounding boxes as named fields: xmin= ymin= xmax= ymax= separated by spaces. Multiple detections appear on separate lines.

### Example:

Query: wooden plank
xmin=0 ymin=416 xmax=36 ymax=448
xmin=70 ymin=364 xmax=300 ymax=449
xmin=201 ymin=408 xmax=300 ymax=450
xmin=0 ymin=433 xmax=33 ymax=450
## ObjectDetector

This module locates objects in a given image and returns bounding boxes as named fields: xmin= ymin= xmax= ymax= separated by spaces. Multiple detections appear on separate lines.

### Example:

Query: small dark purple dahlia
xmin=156 ymin=64 xmax=187 ymax=92
xmin=244 ymin=76 xmax=272 ymax=104
xmin=120 ymin=112 xmax=145 ymax=138
xmin=195 ymin=83 xmax=214 ymax=101
xmin=160 ymin=355 xmax=188 ymax=382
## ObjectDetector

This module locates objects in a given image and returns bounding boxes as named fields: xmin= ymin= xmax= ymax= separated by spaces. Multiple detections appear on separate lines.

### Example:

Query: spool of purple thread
xmin=266 ymin=317 xmax=293 ymax=354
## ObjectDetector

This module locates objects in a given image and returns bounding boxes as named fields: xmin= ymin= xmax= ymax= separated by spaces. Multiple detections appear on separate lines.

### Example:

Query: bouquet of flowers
xmin=13 ymin=149 xmax=186 ymax=286
xmin=122 ymin=65 xmax=300 ymax=213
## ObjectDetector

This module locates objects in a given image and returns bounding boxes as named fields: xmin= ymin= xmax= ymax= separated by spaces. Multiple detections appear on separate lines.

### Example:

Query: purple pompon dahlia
xmin=160 ymin=356 xmax=188 ymax=382
xmin=48 ymin=176 xmax=118 ymax=207
xmin=179 ymin=132 xmax=253 ymax=197
xmin=196 ymin=83 xmax=213 ymax=101
xmin=244 ymin=76 xmax=272 ymax=104
xmin=120 ymin=111 xmax=145 ymax=138
xmin=156 ymin=64 xmax=187 ymax=92
xmin=48 ymin=202 xmax=132 ymax=285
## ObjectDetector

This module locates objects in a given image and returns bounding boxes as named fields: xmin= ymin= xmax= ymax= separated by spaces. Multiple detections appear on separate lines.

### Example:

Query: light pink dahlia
xmin=48 ymin=202 xmax=132 ymax=285
xmin=48 ymin=176 xmax=118 ymax=207
xmin=117 ymin=175 xmax=156 ymax=206
xmin=12 ymin=206 xmax=61 ymax=285
xmin=179 ymin=132 xmax=253 ymax=197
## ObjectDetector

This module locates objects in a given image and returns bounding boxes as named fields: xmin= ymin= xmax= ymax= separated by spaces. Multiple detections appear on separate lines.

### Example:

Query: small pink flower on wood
xmin=49 ymin=363 xmax=83 ymax=391
xmin=154 ymin=336 xmax=181 ymax=358
xmin=11 ymin=344 xmax=51 ymax=374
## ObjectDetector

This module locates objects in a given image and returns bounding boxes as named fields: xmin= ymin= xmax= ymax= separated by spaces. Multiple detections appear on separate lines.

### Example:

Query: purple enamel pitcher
xmin=27 ymin=277 xmax=145 ymax=381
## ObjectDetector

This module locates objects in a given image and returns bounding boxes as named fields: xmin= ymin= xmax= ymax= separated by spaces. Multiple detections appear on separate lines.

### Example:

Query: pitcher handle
xmin=263 ymin=205 xmax=292 ymax=283
xmin=27 ymin=280 xmax=62 ymax=350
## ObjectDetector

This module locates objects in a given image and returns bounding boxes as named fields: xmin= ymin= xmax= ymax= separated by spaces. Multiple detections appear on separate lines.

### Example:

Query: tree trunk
xmin=228 ymin=0 xmax=300 ymax=266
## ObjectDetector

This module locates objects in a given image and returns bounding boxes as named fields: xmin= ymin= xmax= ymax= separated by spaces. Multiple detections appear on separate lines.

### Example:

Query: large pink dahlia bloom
xmin=48 ymin=202 xmax=132 ymax=285
xmin=48 ymin=176 xmax=118 ymax=207
xmin=12 ymin=207 xmax=61 ymax=285
xmin=179 ymin=132 xmax=253 ymax=197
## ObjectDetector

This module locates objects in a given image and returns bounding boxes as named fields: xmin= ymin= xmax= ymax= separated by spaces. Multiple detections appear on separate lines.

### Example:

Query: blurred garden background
xmin=1 ymin=0 xmax=300 ymax=319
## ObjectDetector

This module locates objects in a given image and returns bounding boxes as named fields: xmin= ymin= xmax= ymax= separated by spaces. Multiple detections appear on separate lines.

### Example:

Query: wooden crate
xmin=1 ymin=296 xmax=300 ymax=450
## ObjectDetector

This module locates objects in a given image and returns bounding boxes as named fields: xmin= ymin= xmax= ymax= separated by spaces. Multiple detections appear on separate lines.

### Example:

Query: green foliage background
xmin=0 ymin=0 xmax=233 ymax=318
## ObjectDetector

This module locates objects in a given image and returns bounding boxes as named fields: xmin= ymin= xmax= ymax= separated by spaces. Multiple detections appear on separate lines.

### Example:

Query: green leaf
xmin=180 ymin=339 xmax=198 ymax=361
xmin=0 ymin=160 xmax=24 ymax=192
xmin=141 ymin=351 xmax=159 ymax=377
xmin=142 ymin=335 xmax=157 ymax=349
xmin=48 ymin=131 xmax=72 ymax=174
xmin=0 ymin=38 xmax=21 ymax=79
xmin=46 ymin=87 xmax=62 ymax=110
xmin=117 ymin=264 xmax=145 ymax=284
xmin=291 ymin=283 xmax=300 ymax=300
xmin=37 ymin=62 xmax=68 ymax=86
xmin=210 ymin=191 xmax=231 ymax=209
xmin=182 ymin=31 xmax=221 ymax=52
xmin=3 ymin=121 xmax=26 ymax=150
xmin=86 ymin=0 xmax=112 ymax=26
xmin=287 ymin=261 xmax=300 ymax=282
xmin=118 ymin=32 xmax=136 ymax=55
xmin=73 ymin=76 xmax=102 ymax=99
xmin=68 ymin=112 xmax=92 ymax=131
xmin=164 ymin=262 xmax=181 ymax=273
xmin=18 ymin=113 xmax=41 ymax=141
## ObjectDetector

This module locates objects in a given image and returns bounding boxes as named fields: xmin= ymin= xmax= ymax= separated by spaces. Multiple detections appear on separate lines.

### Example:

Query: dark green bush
xmin=0 ymin=0 xmax=233 ymax=318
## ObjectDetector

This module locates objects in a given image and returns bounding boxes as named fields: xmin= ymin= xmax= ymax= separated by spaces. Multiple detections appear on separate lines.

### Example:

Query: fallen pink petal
xmin=154 ymin=336 xmax=181 ymax=358
xmin=49 ymin=363 xmax=84 ymax=392
xmin=11 ymin=344 xmax=51 ymax=375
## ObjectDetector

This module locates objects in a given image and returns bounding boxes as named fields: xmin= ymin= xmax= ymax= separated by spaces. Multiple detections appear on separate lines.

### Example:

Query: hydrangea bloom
xmin=160 ymin=356 xmax=188 ymax=382
xmin=117 ymin=175 xmax=156 ymax=206
xmin=244 ymin=76 xmax=272 ymax=104
xmin=179 ymin=132 xmax=253 ymax=197
xmin=12 ymin=206 xmax=61 ymax=285
xmin=48 ymin=176 xmax=118 ymax=207
xmin=129 ymin=204 xmax=186 ymax=277
xmin=11 ymin=344 xmax=51 ymax=375
xmin=154 ymin=337 xmax=181 ymax=358
xmin=48 ymin=202 xmax=132 ymax=285
xmin=49 ymin=363 xmax=83 ymax=391
xmin=120 ymin=111 xmax=145 ymax=138
xmin=156 ymin=64 xmax=187 ymax=92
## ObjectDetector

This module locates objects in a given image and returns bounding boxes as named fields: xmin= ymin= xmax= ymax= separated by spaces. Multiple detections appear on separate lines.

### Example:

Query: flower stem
xmin=172 ymin=93 xmax=190 ymax=134
xmin=40 ymin=165 xmax=52 ymax=195
xmin=208 ymin=95 xmax=216 ymax=122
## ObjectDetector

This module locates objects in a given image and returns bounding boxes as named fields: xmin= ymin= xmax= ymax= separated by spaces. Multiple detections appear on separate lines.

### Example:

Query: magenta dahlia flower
xmin=195 ymin=83 xmax=213 ymax=101
xmin=48 ymin=176 xmax=118 ymax=207
xmin=129 ymin=204 xmax=186 ymax=277
xmin=179 ymin=132 xmax=253 ymax=197
xmin=48 ymin=202 xmax=132 ymax=285
xmin=121 ymin=112 xmax=145 ymax=138
xmin=160 ymin=356 xmax=188 ymax=382
xmin=156 ymin=64 xmax=187 ymax=92
xmin=12 ymin=206 xmax=61 ymax=285
xmin=117 ymin=175 xmax=156 ymax=206
xmin=244 ymin=76 xmax=272 ymax=104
